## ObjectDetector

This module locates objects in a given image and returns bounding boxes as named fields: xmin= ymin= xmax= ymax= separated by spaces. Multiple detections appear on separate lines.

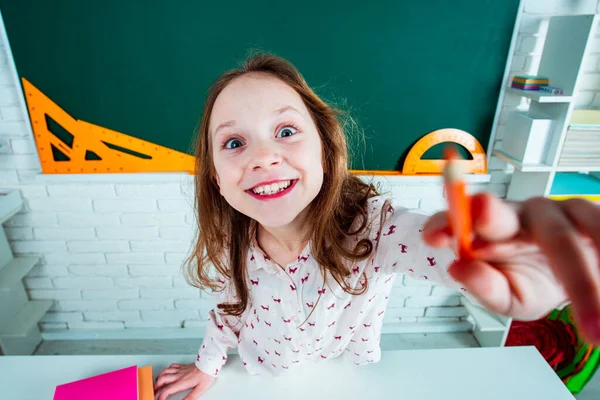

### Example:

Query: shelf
xmin=555 ymin=165 xmax=600 ymax=172
xmin=494 ymin=149 xmax=600 ymax=173
xmin=550 ymin=172 xmax=600 ymax=196
xmin=0 ymin=300 xmax=52 ymax=338
xmin=0 ymin=189 xmax=23 ymax=225
xmin=493 ymin=149 xmax=553 ymax=172
xmin=506 ymin=87 xmax=573 ymax=103
xmin=0 ymin=257 xmax=40 ymax=292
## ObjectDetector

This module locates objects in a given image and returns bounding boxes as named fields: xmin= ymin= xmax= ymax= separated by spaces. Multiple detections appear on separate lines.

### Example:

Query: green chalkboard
xmin=0 ymin=0 xmax=520 ymax=171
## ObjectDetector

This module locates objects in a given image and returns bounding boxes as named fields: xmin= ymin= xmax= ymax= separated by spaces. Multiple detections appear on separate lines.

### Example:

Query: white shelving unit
xmin=493 ymin=14 xmax=600 ymax=200
xmin=505 ymin=87 xmax=573 ymax=103
xmin=0 ymin=189 xmax=52 ymax=355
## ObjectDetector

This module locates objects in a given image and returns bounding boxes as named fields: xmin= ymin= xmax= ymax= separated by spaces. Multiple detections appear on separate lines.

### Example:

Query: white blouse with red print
xmin=195 ymin=195 xmax=467 ymax=376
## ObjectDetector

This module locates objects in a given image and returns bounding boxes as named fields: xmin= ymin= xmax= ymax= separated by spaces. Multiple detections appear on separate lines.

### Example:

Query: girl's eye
xmin=224 ymin=138 xmax=244 ymax=149
xmin=276 ymin=126 xmax=298 ymax=138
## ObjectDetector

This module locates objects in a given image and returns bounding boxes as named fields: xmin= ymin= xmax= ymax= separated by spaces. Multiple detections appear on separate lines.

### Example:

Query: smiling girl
xmin=154 ymin=54 xmax=600 ymax=400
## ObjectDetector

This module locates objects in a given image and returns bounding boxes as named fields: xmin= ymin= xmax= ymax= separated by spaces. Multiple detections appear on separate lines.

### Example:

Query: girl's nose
xmin=248 ymin=145 xmax=283 ymax=171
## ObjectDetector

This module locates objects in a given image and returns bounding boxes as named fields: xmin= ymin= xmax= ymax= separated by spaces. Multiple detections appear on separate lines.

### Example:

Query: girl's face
xmin=210 ymin=73 xmax=325 ymax=228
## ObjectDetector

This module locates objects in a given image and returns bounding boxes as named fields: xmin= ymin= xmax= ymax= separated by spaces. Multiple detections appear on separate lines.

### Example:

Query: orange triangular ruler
xmin=22 ymin=78 xmax=195 ymax=174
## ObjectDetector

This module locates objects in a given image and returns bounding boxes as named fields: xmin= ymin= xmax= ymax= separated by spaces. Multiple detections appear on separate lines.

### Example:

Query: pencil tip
xmin=444 ymin=145 xmax=460 ymax=161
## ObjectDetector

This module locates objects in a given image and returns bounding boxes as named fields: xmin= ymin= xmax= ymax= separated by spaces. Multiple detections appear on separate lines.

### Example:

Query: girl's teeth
xmin=252 ymin=180 xmax=292 ymax=195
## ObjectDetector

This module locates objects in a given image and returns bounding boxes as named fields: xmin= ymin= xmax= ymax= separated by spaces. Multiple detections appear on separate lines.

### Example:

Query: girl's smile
xmin=246 ymin=179 xmax=299 ymax=200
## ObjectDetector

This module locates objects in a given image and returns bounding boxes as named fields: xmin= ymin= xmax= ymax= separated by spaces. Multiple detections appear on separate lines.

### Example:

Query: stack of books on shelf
xmin=511 ymin=75 xmax=549 ymax=91
xmin=558 ymin=110 xmax=600 ymax=169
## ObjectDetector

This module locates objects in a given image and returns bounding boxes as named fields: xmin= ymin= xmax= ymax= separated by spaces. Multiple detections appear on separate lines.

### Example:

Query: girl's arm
xmin=374 ymin=199 xmax=465 ymax=292
xmin=195 ymin=280 xmax=249 ymax=377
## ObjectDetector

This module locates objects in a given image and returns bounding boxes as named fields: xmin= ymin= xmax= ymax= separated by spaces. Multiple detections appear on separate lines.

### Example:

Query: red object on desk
xmin=506 ymin=319 xmax=577 ymax=370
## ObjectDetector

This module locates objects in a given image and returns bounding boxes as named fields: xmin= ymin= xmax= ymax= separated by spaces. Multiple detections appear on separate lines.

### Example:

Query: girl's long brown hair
xmin=185 ymin=53 xmax=381 ymax=317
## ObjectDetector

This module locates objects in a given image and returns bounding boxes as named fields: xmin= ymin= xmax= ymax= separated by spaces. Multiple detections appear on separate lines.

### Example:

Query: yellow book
xmin=570 ymin=110 xmax=600 ymax=127
xmin=513 ymin=75 xmax=549 ymax=84
xmin=549 ymin=195 xmax=600 ymax=203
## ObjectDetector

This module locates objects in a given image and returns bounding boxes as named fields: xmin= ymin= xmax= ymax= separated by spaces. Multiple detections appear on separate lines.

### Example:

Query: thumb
xmin=183 ymin=384 xmax=209 ymax=400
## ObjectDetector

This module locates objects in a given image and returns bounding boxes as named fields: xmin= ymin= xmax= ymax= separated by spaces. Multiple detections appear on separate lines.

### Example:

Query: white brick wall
xmin=82 ymin=289 xmax=139 ymax=300
xmin=44 ymin=253 xmax=106 ymax=265
xmin=95 ymin=227 xmax=159 ymax=240
xmin=1 ymin=1 xmax=597 ymax=336
xmin=118 ymin=299 xmax=175 ymax=310
xmin=47 ymin=184 xmax=116 ymax=198
xmin=67 ymin=240 xmax=130 ymax=253
xmin=94 ymin=199 xmax=157 ymax=213
xmin=120 ymin=213 xmax=187 ymax=227
xmin=105 ymin=252 xmax=165 ymax=264
xmin=53 ymin=277 xmax=115 ymax=289
xmin=35 ymin=228 xmax=95 ymax=240
xmin=59 ymin=300 xmax=118 ymax=312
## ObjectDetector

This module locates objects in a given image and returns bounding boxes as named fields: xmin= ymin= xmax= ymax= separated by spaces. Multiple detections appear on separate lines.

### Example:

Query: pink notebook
xmin=53 ymin=365 xmax=138 ymax=400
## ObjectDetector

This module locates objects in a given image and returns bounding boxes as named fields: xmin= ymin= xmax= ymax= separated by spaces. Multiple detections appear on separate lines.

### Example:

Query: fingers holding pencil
xmin=422 ymin=192 xmax=520 ymax=250
xmin=423 ymin=193 xmax=566 ymax=319
xmin=429 ymin=144 xmax=519 ymax=256
xmin=443 ymin=146 xmax=473 ymax=260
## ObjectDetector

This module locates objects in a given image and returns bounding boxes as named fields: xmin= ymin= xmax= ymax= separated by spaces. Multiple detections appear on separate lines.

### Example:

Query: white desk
xmin=0 ymin=346 xmax=574 ymax=399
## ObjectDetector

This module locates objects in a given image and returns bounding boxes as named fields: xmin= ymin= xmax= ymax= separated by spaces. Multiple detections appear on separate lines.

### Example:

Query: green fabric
xmin=548 ymin=306 xmax=600 ymax=394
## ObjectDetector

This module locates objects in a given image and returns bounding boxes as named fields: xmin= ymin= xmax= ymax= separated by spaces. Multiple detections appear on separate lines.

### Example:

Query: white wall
xmin=0 ymin=0 xmax=598 ymax=338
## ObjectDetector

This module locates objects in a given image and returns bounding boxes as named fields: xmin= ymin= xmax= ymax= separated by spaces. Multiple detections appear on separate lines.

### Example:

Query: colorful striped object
xmin=511 ymin=75 xmax=549 ymax=91
xmin=511 ymin=82 xmax=542 ymax=90
xmin=513 ymin=75 xmax=549 ymax=85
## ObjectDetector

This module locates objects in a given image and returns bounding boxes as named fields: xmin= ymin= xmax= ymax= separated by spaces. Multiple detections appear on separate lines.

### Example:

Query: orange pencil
xmin=443 ymin=146 xmax=474 ymax=261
